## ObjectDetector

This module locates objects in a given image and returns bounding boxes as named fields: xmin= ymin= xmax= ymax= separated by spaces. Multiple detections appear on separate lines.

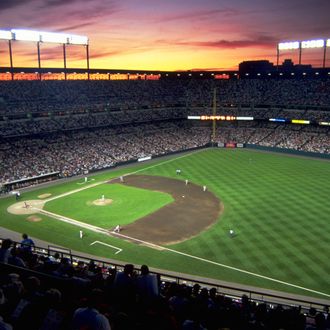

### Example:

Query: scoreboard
xmin=218 ymin=143 xmax=245 ymax=148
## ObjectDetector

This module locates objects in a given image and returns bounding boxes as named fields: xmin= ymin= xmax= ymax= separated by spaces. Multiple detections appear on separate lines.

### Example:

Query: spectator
xmin=7 ymin=248 xmax=26 ymax=268
xmin=71 ymin=288 xmax=111 ymax=330
xmin=113 ymin=264 xmax=136 ymax=312
xmin=136 ymin=264 xmax=159 ymax=305
xmin=20 ymin=234 xmax=35 ymax=253
xmin=0 ymin=239 xmax=13 ymax=264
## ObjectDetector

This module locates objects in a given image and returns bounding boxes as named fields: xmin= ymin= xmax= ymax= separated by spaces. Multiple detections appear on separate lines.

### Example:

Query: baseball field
xmin=1 ymin=148 xmax=330 ymax=299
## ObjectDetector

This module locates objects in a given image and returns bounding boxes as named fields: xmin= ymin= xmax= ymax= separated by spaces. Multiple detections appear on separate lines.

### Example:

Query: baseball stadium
xmin=0 ymin=29 xmax=330 ymax=329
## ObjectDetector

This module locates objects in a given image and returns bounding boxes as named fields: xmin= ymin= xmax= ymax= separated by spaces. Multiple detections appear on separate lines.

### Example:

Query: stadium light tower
xmin=277 ymin=41 xmax=299 ymax=70
xmin=212 ymin=88 xmax=217 ymax=143
xmin=0 ymin=30 xmax=14 ymax=79
xmin=277 ymin=39 xmax=329 ymax=69
xmin=0 ymin=29 xmax=89 ymax=80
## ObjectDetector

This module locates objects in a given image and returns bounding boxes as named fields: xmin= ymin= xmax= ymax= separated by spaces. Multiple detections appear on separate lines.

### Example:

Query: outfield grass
xmin=1 ymin=148 xmax=329 ymax=299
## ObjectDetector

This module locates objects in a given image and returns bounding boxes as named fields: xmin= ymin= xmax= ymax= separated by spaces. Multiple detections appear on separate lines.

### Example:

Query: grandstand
xmin=1 ymin=31 xmax=330 ymax=328
xmin=0 ymin=75 xmax=329 ymax=329
xmin=0 ymin=78 xmax=329 ymax=190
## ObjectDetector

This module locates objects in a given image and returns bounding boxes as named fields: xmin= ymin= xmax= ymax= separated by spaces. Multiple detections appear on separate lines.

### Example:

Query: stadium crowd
xmin=0 ymin=107 xmax=187 ymax=137
xmin=1 ymin=79 xmax=330 ymax=115
xmin=0 ymin=237 xmax=329 ymax=330
xmin=0 ymin=79 xmax=330 ymax=328
xmin=1 ymin=120 xmax=329 ymax=188
xmin=0 ymin=122 xmax=210 ymax=184
xmin=0 ymin=80 xmax=186 ymax=114
xmin=214 ymin=123 xmax=330 ymax=154
xmin=0 ymin=106 xmax=329 ymax=138
xmin=0 ymin=78 xmax=329 ymax=188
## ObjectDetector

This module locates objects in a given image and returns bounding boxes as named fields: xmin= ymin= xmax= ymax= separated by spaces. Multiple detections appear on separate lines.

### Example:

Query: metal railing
xmin=1 ymin=237 xmax=328 ymax=313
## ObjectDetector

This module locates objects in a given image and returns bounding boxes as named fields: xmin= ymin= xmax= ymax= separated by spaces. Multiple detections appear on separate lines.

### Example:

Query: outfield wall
xmin=246 ymin=144 xmax=330 ymax=160
xmin=90 ymin=143 xmax=211 ymax=173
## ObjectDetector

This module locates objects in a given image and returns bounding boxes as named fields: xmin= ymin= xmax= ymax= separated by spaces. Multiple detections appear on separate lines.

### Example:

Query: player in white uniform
xmin=113 ymin=225 xmax=121 ymax=233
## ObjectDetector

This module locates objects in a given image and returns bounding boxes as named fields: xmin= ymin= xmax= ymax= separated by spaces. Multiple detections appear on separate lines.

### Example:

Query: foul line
xmin=90 ymin=241 xmax=122 ymax=254
xmin=121 ymin=149 xmax=205 ymax=177
xmin=77 ymin=179 xmax=95 ymax=185
xmin=112 ymin=231 xmax=330 ymax=298
xmin=35 ymin=209 xmax=122 ymax=255
xmin=32 ymin=149 xmax=330 ymax=298
xmin=45 ymin=181 xmax=102 ymax=203
xmin=32 ymin=205 xmax=330 ymax=298
xmin=34 ymin=208 xmax=110 ymax=235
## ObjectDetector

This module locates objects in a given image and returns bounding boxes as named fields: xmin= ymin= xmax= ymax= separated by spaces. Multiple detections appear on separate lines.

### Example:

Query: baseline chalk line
xmin=90 ymin=241 xmax=122 ymax=254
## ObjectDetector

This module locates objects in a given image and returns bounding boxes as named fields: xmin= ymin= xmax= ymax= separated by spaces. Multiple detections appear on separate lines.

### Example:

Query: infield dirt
xmin=7 ymin=175 xmax=223 ymax=245
xmin=110 ymin=175 xmax=223 ymax=245
xmin=7 ymin=200 xmax=45 ymax=215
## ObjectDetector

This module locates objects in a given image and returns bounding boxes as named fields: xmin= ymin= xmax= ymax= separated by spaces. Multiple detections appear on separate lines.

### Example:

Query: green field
xmin=1 ymin=148 xmax=330 ymax=299
xmin=44 ymin=183 xmax=173 ymax=227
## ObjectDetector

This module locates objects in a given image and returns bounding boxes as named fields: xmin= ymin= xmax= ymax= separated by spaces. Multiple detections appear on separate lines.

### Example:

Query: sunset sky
xmin=1 ymin=0 xmax=330 ymax=71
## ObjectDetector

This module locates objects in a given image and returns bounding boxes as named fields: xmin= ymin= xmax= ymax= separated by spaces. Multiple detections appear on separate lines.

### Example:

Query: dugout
xmin=2 ymin=172 xmax=60 ymax=193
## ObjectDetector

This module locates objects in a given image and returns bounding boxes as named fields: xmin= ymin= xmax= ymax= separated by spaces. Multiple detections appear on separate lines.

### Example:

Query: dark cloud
xmin=37 ymin=0 xmax=120 ymax=20
xmin=89 ymin=50 xmax=126 ymax=59
xmin=0 ymin=0 xmax=120 ymax=29
xmin=39 ymin=0 xmax=93 ymax=8
xmin=156 ymin=8 xmax=241 ymax=23
xmin=155 ymin=34 xmax=277 ymax=50
xmin=40 ymin=53 xmax=64 ymax=61
xmin=43 ymin=0 xmax=80 ymax=6
xmin=15 ymin=50 xmax=41 ymax=58
xmin=2 ymin=2 xmax=119 ymax=35
xmin=38 ymin=46 xmax=64 ymax=61
xmin=67 ymin=3 xmax=120 ymax=21
xmin=20 ymin=46 xmax=84 ymax=61
xmin=0 ymin=0 xmax=35 ymax=10
xmin=54 ymin=22 xmax=95 ymax=33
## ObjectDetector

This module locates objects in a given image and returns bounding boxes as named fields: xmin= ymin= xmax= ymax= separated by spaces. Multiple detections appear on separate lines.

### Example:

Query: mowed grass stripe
xmin=145 ymin=149 xmax=330 ymax=295
xmin=142 ymin=149 xmax=330 ymax=296
xmin=1 ymin=148 xmax=329 ymax=297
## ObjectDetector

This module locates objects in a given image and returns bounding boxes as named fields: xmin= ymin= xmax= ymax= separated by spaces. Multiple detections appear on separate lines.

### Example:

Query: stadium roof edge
xmin=0 ymin=66 xmax=238 ymax=76
xmin=0 ymin=66 xmax=237 ymax=74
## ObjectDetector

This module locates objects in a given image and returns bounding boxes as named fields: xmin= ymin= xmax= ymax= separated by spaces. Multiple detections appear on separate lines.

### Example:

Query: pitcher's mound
xmin=27 ymin=215 xmax=42 ymax=222
xmin=7 ymin=200 xmax=45 ymax=215
xmin=92 ymin=199 xmax=113 ymax=206
xmin=38 ymin=193 xmax=52 ymax=199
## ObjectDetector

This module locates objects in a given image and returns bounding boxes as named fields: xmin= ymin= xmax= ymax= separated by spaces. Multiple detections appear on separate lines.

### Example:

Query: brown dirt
xmin=38 ymin=193 xmax=52 ymax=199
xmin=92 ymin=199 xmax=113 ymax=206
xmin=26 ymin=215 xmax=42 ymax=222
xmin=7 ymin=200 xmax=46 ymax=215
xmin=109 ymin=175 xmax=223 ymax=245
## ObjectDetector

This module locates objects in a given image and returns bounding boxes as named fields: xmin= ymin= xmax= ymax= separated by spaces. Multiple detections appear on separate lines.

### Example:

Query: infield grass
xmin=44 ymin=183 xmax=173 ymax=227
xmin=1 ymin=148 xmax=329 ymax=299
